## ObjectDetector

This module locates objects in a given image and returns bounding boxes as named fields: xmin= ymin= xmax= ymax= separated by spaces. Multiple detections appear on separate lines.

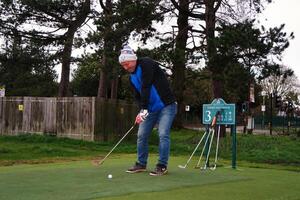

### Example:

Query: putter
xmin=210 ymin=124 xmax=221 ymax=170
xmin=194 ymin=128 xmax=212 ymax=169
xmin=178 ymin=131 xmax=208 ymax=169
xmin=202 ymin=127 xmax=215 ymax=170
xmin=92 ymin=123 xmax=136 ymax=166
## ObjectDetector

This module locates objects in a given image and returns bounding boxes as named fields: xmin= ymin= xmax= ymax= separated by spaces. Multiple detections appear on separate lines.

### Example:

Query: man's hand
xmin=135 ymin=109 xmax=149 ymax=124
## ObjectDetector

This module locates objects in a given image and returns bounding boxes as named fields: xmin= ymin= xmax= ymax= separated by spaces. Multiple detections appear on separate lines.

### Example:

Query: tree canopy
xmin=0 ymin=0 xmax=297 ymax=120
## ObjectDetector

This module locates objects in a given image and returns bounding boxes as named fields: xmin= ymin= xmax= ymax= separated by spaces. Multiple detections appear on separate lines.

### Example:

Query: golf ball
xmin=108 ymin=174 xmax=112 ymax=179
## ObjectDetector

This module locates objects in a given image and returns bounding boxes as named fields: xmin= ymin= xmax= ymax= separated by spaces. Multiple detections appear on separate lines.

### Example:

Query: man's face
xmin=120 ymin=60 xmax=137 ymax=73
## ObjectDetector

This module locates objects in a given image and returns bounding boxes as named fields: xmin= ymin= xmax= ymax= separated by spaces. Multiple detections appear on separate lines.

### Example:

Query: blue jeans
xmin=137 ymin=102 xmax=177 ymax=167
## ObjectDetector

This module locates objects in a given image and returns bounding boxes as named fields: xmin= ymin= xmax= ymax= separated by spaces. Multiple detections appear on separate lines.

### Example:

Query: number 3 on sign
xmin=205 ymin=111 xmax=211 ymax=122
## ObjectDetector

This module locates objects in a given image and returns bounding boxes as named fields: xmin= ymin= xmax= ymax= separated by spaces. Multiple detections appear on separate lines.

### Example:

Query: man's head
xmin=119 ymin=45 xmax=137 ymax=73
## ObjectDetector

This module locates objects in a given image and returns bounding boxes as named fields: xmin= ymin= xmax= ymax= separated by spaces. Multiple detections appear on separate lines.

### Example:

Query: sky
xmin=258 ymin=0 xmax=300 ymax=81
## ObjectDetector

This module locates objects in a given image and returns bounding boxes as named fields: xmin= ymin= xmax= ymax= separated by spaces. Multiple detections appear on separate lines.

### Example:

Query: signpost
xmin=203 ymin=98 xmax=235 ymax=125
xmin=202 ymin=98 xmax=237 ymax=169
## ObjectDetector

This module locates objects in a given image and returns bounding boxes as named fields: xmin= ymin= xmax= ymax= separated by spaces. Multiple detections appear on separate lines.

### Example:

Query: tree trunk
xmin=205 ymin=0 xmax=225 ymax=137
xmin=171 ymin=0 xmax=189 ymax=129
xmin=98 ymin=69 xmax=107 ymax=98
xmin=110 ymin=77 xmax=118 ymax=99
xmin=58 ymin=31 xmax=74 ymax=97
xmin=205 ymin=0 xmax=223 ymax=98
xmin=97 ymin=0 xmax=113 ymax=99
xmin=58 ymin=0 xmax=90 ymax=97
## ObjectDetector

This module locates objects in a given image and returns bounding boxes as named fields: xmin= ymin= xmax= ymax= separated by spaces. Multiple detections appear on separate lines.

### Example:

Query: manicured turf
xmin=99 ymin=167 xmax=300 ymax=200
xmin=0 ymin=155 xmax=299 ymax=200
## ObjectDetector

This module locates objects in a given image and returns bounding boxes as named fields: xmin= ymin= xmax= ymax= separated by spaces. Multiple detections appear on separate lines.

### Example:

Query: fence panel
xmin=0 ymin=97 xmax=137 ymax=141
xmin=43 ymin=98 xmax=57 ymax=134
xmin=56 ymin=97 xmax=95 ymax=141
xmin=1 ymin=97 xmax=24 ymax=135
xmin=22 ymin=97 xmax=45 ymax=134
xmin=94 ymin=99 xmax=138 ymax=141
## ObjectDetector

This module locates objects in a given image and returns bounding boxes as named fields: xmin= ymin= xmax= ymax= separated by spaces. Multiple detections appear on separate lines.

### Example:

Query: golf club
xmin=194 ymin=128 xmax=212 ymax=169
xmin=178 ymin=130 xmax=208 ymax=169
xmin=202 ymin=126 xmax=215 ymax=170
xmin=210 ymin=124 xmax=221 ymax=170
xmin=92 ymin=123 xmax=136 ymax=166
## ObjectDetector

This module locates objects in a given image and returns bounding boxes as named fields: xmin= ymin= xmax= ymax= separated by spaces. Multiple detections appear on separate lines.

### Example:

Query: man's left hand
xmin=135 ymin=109 xmax=149 ymax=124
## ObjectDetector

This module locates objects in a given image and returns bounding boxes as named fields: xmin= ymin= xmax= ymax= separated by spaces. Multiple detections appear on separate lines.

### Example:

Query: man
xmin=119 ymin=45 xmax=177 ymax=176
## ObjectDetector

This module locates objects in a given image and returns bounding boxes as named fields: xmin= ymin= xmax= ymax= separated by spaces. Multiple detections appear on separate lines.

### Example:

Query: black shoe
xmin=149 ymin=164 xmax=168 ymax=176
xmin=126 ymin=162 xmax=147 ymax=173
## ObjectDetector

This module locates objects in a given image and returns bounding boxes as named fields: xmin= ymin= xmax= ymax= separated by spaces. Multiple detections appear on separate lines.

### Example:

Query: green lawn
xmin=0 ymin=155 xmax=299 ymax=200
xmin=1 ymin=130 xmax=300 ymax=167
xmin=0 ymin=130 xmax=300 ymax=199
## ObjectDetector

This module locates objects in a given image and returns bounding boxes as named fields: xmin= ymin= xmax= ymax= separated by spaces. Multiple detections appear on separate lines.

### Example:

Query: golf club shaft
xmin=180 ymin=131 xmax=208 ymax=168
xmin=99 ymin=124 xmax=136 ymax=165
xmin=204 ymin=127 xmax=215 ymax=169
xmin=213 ymin=124 xmax=221 ymax=165
xmin=195 ymin=128 xmax=212 ymax=168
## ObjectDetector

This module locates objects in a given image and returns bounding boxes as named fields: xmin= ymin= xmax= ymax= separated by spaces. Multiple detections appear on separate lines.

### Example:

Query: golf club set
xmin=178 ymin=111 xmax=221 ymax=171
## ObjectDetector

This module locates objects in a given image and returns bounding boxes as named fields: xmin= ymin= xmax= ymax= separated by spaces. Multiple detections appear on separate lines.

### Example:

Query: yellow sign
xmin=18 ymin=104 xmax=24 ymax=111
xmin=120 ymin=107 xmax=124 ymax=114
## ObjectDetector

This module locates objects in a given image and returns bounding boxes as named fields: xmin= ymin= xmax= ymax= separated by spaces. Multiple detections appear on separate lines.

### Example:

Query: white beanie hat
xmin=118 ymin=45 xmax=137 ymax=63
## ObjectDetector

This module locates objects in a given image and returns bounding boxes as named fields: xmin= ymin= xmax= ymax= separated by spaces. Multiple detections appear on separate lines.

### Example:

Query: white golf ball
xmin=108 ymin=174 xmax=112 ymax=179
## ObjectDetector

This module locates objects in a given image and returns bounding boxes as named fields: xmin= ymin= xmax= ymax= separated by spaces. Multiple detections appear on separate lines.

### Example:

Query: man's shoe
xmin=149 ymin=164 xmax=168 ymax=176
xmin=126 ymin=162 xmax=147 ymax=173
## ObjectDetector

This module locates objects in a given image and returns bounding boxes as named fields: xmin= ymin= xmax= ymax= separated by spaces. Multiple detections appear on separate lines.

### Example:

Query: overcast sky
xmin=258 ymin=0 xmax=300 ymax=81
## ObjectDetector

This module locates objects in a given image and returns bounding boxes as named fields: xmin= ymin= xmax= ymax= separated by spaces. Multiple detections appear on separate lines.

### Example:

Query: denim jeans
xmin=137 ymin=102 xmax=177 ymax=166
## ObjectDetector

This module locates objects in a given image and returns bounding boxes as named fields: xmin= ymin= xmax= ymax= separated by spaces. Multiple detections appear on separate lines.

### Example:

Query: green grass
xmin=170 ymin=129 xmax=300 ymax=166
xmin=0 ymin=129 xmax=300 ymax=168
xmin=0 ymin=156 xmax=299 ymax=200
xmin=0 ymin=131 xmax=300 ymax=200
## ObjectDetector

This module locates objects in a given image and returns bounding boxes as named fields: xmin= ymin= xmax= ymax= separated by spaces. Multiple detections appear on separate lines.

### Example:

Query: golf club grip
xmin=211 ymin=111 xmax=221 ymax=127
xmin=211 ymin=116 xmax=217 ymax=127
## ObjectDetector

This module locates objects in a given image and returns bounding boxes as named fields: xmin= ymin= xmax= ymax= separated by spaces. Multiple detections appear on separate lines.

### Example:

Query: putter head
xmin=194 ymin=165 xmax=200 ymax=169
xmin=98 ymin=160 xmax=104 ymax=165
xmin=178 ymin=165 xmax=187 ymax=169
xmin=210 ymin=166 xmax=217 ymax=171
xmin=91 ymin=160 xmax=99 ymax=166
xmin=91 ymin=159 xmax=104 ymax=166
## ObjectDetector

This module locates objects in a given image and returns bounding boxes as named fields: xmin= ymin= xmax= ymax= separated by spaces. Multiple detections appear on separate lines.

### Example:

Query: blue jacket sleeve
xmin=140 ymin=60 xmax=154 ymax=110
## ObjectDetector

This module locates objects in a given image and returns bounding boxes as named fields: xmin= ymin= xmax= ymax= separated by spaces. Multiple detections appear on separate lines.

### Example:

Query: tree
xmin=0 ymin=0 xmax=91 ymax=97
xmin=223 ymin=62 xmax=251 ymax=103
xmin=260 ymin=65 xmax=296 ymax=99
xmin=183 ymin=68 xmax=212 ymax=115
xmin=170 ymin=0 xmax=190 ymax=128
xmin=70 ymin=54 xmax=100 ymax=96
xmin=0 ymin=37 xmax=58 ymax=96
xmin=214 ymin=21 xmax=294 ymax=103
xmin=90 ymin=0 xmax=163 ymax=99
xmin=163 ymin=0 xmax=289 ymax=131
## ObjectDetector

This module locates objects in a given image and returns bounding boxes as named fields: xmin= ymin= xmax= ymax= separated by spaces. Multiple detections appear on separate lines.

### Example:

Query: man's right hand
xmin=135 ymin=109 xmax=149 ymax=124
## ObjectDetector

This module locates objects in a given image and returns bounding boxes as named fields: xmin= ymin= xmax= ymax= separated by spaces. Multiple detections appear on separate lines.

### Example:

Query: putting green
xmin=0 ymin=155 xmax=299 ymax=200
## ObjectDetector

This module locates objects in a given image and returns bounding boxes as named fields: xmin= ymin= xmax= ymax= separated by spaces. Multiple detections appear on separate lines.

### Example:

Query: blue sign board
xmin=202 ymin=98 xmax=236 ymax=125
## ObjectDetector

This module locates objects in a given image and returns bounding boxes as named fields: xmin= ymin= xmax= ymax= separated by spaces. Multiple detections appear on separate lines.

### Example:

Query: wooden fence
xmin=0 ymin=97 xmax=138 ymax=141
